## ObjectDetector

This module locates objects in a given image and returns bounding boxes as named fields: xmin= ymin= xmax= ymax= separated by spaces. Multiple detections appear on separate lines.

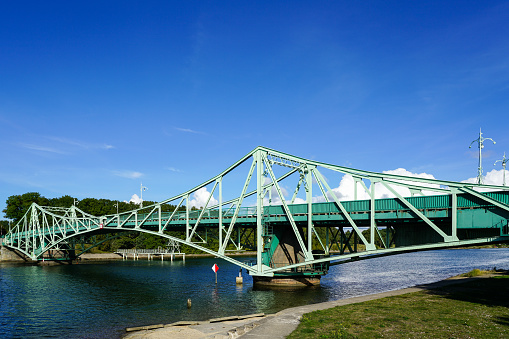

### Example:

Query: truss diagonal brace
xmin=459 ymin=187 xmax=509 ymax=213
xmin=313 ymin=169 xmax=375 ymax=251
xmin=380 ymin=181 xmax=458 ymax=242
xmin=187 ymin=180 xmax=218 ymax=241
xmin=262 ymin=153 xmax=313 ymax=260
xmin=219 ymin=158 xmax=256 ymax=255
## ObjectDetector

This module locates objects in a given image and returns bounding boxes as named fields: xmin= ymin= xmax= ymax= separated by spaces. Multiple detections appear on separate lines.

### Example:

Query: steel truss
xmin=4 ymin=146 xmax=509 ymax=276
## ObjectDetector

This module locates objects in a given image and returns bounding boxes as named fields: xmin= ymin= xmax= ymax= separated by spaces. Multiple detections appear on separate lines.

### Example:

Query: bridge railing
xmin=269 ymin=262 xmax=329 ymax=274
xmin=115 ymin=248 xmax=178 ymax=254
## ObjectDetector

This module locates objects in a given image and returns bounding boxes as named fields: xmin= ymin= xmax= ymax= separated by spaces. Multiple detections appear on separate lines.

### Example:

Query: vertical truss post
xmin=158 ymin=205 xmax=162 ymax=233
xmin=354 ymin=177 xmax=358 ymax=200
xmin=218 ymin=177 xmax=223 ymax=250
xmin=256 ymin=150 xmax=264 ymax=272
xmin=326 ymin=227 xmax=330 ymax=254
xmin=451 ymin=189 xmax=458 ymax=240
xmin=370 ymin=179 xmax=376 ymax=247
xmin=31 ymin=205 xmax=37 ymax=258
xmin=306 ymin=165 xmax=313 ymax=256
xmin=186 ymin=194 xmax=189 ymax=240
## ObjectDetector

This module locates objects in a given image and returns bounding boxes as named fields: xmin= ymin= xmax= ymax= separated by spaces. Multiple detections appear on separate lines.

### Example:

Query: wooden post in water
xmin=236 ymin=269 xmax=243 ymax=285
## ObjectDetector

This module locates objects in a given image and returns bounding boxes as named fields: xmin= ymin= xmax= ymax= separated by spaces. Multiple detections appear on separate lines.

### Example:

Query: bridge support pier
xmin=252 ymin=275 xmax=321 ymax=287
xmin=255 ymin=225 xmax=329 ymax=286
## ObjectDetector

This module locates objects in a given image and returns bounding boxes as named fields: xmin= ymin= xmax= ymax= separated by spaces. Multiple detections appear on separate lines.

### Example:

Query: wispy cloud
xmin=112 ymin=170 xmax=143 ymax=179
xmin=20 ymin=143 xmax=67 ymax=154
xmin=167 ymin=167 xmax=182 ymax=173
xmin=47 ymin=136 xmax=115 ymax=150
xmin=175 ymin=127 xmax=206 ymax=135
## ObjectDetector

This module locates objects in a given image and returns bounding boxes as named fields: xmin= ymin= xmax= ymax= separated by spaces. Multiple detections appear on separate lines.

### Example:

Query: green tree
xmin=49 ymin=195 xmax=76 ymax=208
xmin=3 ymin=192 xmax=49 ymax=222
xmin=0 ymin=220 xmax=9 ymax=236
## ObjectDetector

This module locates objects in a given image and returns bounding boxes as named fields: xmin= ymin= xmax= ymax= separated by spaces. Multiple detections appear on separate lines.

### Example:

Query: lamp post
xmin=140 ymin=183 xmax=148 ymax=208
xmin=114 ymin=202 xmax=119 ymax=214
xmin=494 ymin=152 xmax=508 ymax=186
xmin=469 ymin=128 xmax=496 ymax=185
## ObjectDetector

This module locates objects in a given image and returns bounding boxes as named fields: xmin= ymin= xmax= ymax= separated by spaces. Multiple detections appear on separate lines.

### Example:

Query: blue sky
xmin=1 ymin=1 xmax=509 ymax=218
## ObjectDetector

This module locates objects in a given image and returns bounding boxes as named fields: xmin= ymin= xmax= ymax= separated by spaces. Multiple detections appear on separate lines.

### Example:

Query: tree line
xmin=1 ymin=192 xmax=232 ymax=254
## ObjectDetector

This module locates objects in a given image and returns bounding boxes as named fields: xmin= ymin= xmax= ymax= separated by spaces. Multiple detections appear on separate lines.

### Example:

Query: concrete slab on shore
xmin=124 ymin=314 xmax=266 ymax=339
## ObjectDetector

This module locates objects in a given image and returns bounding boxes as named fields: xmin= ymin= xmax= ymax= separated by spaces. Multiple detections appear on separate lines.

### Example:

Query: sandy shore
xmin=123 ymin=272 xmax=503 ymax=339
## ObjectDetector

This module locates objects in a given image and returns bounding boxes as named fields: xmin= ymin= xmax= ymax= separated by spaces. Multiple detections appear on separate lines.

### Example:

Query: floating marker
xmin=212 ymin=263 xmax=219 ymax=284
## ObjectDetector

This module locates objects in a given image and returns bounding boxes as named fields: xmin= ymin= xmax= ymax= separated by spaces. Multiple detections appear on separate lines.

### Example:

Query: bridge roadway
xmin=102 ymin=190 xmax=509 ymax=236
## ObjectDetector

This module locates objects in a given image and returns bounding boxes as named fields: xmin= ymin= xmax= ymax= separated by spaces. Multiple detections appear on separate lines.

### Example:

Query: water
xmin=1 ymin=248 xmax=508 ymax=338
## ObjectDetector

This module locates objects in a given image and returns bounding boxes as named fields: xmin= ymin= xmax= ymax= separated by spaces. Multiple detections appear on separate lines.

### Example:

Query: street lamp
xmin=469 ymin=128 xmax=496 ymax=185
xmin=114 ymin=202 xmax=119 ymax=214
xmin=494 ymin=152 xmax=508 ymax=186
xmin=140 ymin=183 xmax=148 ymax=208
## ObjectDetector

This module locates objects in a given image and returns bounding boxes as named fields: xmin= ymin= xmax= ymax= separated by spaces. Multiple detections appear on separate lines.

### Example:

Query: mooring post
xmin=236 ymin=269 xmax=243 ymax=285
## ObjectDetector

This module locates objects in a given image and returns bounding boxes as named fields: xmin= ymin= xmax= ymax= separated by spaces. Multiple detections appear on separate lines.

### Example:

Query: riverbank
xmin=0 ymin=248 xmax=257 ymax=262
xmin=123 ymin=270 xmax=509 ymax=339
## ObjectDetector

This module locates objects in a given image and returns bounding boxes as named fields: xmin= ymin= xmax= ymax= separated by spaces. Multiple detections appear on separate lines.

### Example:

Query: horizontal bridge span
xmin=4 ymin=147 xmax=509 ymax=277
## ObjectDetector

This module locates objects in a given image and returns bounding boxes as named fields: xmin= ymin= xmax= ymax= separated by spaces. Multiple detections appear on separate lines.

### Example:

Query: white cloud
xmin=113 ymin=170 xmax=143 ymax=179
xmin=462 ymin=169 xmax=509 ymax=188
xmin=312 ymin=169 xmax=441 ymax=203
xmin=128 ymin=194 xmax=142 ymax=205
xmin=376 ymin=168 xmax=441 ymax=198
xmin=189 ymin=187 xmax=219 ymax=208
xmin=484 ymin=169 xmax=508 ymax=185
xmin=292 ymin=197 xmax=306 ymax=204
xmin=262 ymin=177 xmax=290 ymax=205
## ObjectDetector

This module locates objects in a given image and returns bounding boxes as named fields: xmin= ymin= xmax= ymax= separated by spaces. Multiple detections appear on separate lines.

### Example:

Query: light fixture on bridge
xmin=469 ymin=128 xmax=495 ymax=185
xmin=140 ymin=183 xmax=148 ymax=208
xmin=494 ymin=152 xmax=508 ymax=186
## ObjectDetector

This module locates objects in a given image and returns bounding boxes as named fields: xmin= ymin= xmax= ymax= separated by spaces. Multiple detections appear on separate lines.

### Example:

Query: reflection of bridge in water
xmin=4 ymin=146 xmax=509 ymax=285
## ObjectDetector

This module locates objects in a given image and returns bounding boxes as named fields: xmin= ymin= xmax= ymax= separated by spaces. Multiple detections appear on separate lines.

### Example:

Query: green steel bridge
xmin=4 ymin=146 xmax=509 ymax=284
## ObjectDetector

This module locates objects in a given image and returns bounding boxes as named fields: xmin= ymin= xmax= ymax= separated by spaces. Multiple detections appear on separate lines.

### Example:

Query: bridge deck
xmin=101 ymin=190 xmax=509 ymax=231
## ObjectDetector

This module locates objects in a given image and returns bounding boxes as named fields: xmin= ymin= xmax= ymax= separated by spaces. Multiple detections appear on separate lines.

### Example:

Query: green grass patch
xmin=289 ymin=273 xmax=509 ymax=339
xmin=460 ymin=268 xmax=496 ymax=277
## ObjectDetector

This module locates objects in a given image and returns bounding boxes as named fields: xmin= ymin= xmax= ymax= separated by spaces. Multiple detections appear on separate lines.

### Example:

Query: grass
xmin=288 ymin=272 xmax=509 ymax=339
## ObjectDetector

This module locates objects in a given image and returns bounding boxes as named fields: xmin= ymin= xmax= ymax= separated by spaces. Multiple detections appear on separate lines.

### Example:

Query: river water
xmin=1 ymin=248 xmax=508 ymax=338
